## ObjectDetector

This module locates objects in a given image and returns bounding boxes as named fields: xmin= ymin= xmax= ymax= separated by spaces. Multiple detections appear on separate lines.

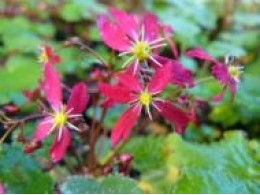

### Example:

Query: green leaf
xmin=209 ymin=103 xmax=241 ymax=127
xmin=59 ymin=0 xmax=105 ymax=22
xmin=123 ymin=136 xmax=166 ymax=173
xmin=219 ymin=31 xmax=260 ymax=50
xmin=166 ymin=132 xmax=260 ymax=193
xmin=137 ymin=132 xmax=260 ymax=193
xmin=206 ymin=41 xmax=246 ymax=58
xmin=60 ymin=175 xmax=103 ymax=194
xmin=0 ymin=17 xmax=46 ymax=54
xmin=234 ymin=13 xmax=260 ymax=27
xmin=0 ymin=144 xmax=53 ymax=193
xmin=60 ymin=174 xmax=142 ymax=194
xmin=0 ymin=55 xmax=41 ymax=105
xmin=100 ymin=174 xmax=143 ymax=194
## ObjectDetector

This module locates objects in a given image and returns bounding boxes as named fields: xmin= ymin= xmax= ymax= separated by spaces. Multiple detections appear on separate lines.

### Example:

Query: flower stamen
xmin=53 ymin=106 xmax=68 ymax=128
xmin=228 ymin=66 xmax=243 ymax=83
xmin=132 ymin=42 xmax=151 ymax=61
xmin=38 ymin=48 xmax=48 ymax=64
xmin=139 ymin=91 xmax=152 ymax=107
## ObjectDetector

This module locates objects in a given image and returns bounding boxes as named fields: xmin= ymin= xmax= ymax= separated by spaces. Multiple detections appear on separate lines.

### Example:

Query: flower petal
xmin=43 ymin=63 xmax=62 ymax=109
xmin=97 ymin=15 xmax=131 ymax=52
xmin=109 ymin=7 xmax=138 ymax=40
xmin=111 ymin=105 xmax=141 ymax=147
xmin=170 ymin=60 xmax=194 ymax=88
xmin=154 ymin=100 xmax=190 ymax=133
xmin=211 ymin=63 xmax=230 ymax=84
xmin=66 ymin=82 xmax=89 ymax=114
xmin=186 ymin=48 xmax=217 ymax=63
xmin=33 ymin=116 xmax=54 ymax=141
xmin=101 ymin=97 xmax=118 ymax=108
xmin=116 ymin=72 xmax=142 ymax=92
xmin=50 ymin=127 xmax=71 ymax=163
xmin=153 ymin=56 xmax=194 ymax=88
xmin=45 ymin=45 xmax=60 ymax=64
xmin=148 ymin=62 xmax=171 ymax=94
xmin=142 ymin=13 xmax=160 ymax=42
xmin=99 ymin=82 xmax=132 ymax=103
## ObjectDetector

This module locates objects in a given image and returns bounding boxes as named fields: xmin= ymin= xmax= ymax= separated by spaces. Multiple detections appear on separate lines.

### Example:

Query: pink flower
xmin=99 ymin=63 xmax=190 ymax=146
xmin=186 ymin=48 xmax=243 ymax=101
xmin=33 ymin=64 xmax=89 ymax=162
xmin=97 ymin=8 xmax=167 ymax=74
xmin=38 ymin=45 xmax=60 ymax=65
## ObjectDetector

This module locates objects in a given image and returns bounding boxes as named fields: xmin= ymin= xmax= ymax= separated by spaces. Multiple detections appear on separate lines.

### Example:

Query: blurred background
xmin=0 ymin=0 xmax=259 ymax=193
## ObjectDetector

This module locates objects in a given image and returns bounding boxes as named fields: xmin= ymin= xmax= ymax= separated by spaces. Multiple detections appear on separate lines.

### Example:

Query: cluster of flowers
xmin=31 ymin=8 xmax=243 ymax=162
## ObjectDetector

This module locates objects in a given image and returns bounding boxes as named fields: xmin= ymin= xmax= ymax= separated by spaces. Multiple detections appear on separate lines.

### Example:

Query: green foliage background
xmin=0 ymin=0 xmax=259 ymax=193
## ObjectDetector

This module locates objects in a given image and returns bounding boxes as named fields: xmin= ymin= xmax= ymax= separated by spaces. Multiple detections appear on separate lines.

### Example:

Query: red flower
xmin=33 ymin=64 xmax=89 ymax=162
xmin=38 ymin=45 xmax=60 ymax=65
xmin=97 ymin=8 xmax=167 ymax=74
xmin=99 ymin=63 xmax=190 ymax=146
xmin=186 ymin=48 xmax=243 ymax=101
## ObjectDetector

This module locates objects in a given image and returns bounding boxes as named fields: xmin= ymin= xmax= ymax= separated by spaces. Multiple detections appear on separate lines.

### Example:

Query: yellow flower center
xmin=38 ymin=50 xmax=48 ymax=64
xmin=228 ymin=66 xmax=241 ymax=79
xmin=54 ymin=111 xmax=67 ymax=127
xmin=132 ymin=42 xmax=151 ymax=61
xmin=139 ymin=91 xmax=152 ymax=106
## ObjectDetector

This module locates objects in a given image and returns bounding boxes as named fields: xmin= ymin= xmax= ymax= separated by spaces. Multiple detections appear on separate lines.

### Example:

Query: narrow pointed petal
xmin=97 ymin=15 xmax=131 ymax=52
xmin=99 ymin=82 xmax=132 ymax=103
xmin=109 ymin=7 xmax=138 ymax=40
xmin=186 ymin=48 xmax=217 ymax=63
xmin=33 ymin=116 xmax=54 ymax=141
xmin=148 ymin=62 xmax=171 ymax=94
xmin=170 ymin=60 xmax=194 ymax=88
xmin=50 ymin=127 xmax=71 ymax=163
xmin=112 ymin=105 xmax=141 ymax=147
xmin=154 ymin=100 xmax=190 ymax=133
xmin=43 ymin=63 xmax=62 ymax=109
xmin=66 ymin=82 xmax=89 ymax=114
xmin=142 ymin=13 xmax=160 ymax=42
xmin=116 ymin=72 xmax=142 ymax=92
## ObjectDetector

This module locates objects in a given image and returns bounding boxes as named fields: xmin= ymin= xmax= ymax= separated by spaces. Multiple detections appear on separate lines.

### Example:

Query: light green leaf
xmin=100 ymin=174 xmax=143 ymax=194
xmin=60 ymin=174 xmax=142 ymax=194
xmin=166 ymin=132 xmax=260 ymax=193
xmin=0 ymin=55 xmax=41 ymax=105
xmin=60 ymin=175 xmax=102 ymax=194
xmin=123 ymin=136 xmax=166 ymax=173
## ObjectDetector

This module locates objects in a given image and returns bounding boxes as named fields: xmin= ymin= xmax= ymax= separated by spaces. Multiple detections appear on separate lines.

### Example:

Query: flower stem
xmin=65 ymin=37 xmax=109 ymax=68
xmin=0 ymin=124 xmax=18 ymax=144
xmin=195 ymin=76 xmax=214 ymax=85
xmin=87 ymin=107 xmax=107 ymax=170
